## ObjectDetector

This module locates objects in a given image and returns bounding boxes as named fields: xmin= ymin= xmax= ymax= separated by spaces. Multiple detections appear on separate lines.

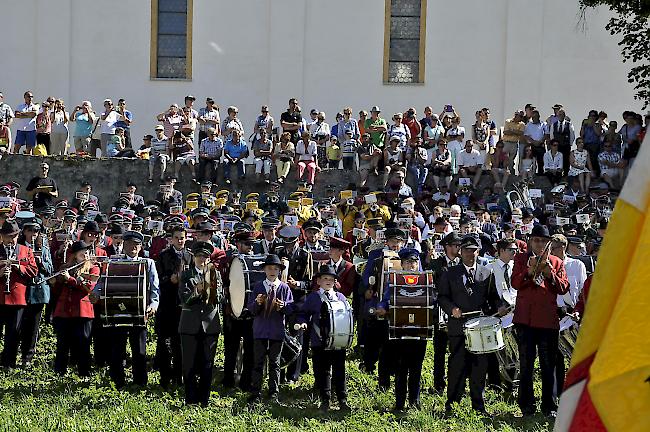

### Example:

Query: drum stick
xmin=460 ymin=310 xmax=482 ymax=318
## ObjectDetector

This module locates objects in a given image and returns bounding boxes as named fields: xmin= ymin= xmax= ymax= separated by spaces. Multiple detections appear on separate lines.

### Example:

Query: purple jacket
xmin=247 ymin=280 xmax=293 ymax=341
xmin=298 ymin=289 xmax=348 ymax=348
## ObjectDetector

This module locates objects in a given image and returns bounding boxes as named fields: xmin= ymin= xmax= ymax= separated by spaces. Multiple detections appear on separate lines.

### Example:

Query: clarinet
xmin=4 ymin=245 xmax=12 ymax=294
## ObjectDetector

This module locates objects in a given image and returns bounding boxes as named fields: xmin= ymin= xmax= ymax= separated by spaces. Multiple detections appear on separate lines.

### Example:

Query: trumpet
xmin=46 ymin=256 xmax=109 ymax=282
xmin=528 ymin=241 xmax=552 ymax=280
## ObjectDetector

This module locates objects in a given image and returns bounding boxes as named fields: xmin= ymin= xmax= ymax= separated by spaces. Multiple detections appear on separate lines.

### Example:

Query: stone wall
xmin=0 ymin=154 xmax=553 ymax=211
xmin=0 ymin=154 xmax=385 ymax=209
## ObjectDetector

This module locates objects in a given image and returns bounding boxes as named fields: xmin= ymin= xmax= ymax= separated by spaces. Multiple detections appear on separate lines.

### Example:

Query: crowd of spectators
xmin=0 ymin=91 xmax=646 ymax=195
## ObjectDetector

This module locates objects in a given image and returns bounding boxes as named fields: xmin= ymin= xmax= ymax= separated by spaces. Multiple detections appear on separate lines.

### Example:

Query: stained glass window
xmin=386 ymin=0 xmax=424 ymax=84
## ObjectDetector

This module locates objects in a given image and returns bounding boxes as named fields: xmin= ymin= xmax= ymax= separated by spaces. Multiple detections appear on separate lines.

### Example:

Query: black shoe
xmin=339 ymin=400 xmax=351 ymax=412
xmin=247 ymin=394 xmax=261 ymax=405
xmin=221 ymin=378 xmax=235 ymax=389
xmin=319 ymin=401 xmax=330 ymax=413
xmin=444 ymin=406 xmax=454 ymax=417
xmin=269 ymin=394 xmax=279 ymax=404
xmin=410 ymin=399 xmax=421 ymax=410
xmin=392 ymin=405 xmax=406 ymax=414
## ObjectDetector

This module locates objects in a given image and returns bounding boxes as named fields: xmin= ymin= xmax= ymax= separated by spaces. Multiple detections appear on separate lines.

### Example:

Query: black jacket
xmin=438 ymin=263 xmax=502 ymax=337
xmin=178 ymin=265 xmax=222 ymax=335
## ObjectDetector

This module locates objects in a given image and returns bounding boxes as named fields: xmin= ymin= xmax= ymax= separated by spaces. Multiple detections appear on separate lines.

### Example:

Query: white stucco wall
xmin=0 ymin=0 xmax=641 ymax=147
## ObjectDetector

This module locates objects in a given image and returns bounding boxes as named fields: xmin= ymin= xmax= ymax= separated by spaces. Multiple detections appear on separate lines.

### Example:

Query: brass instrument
xmin=46 ymin=256 xmax=108 ymax=282
xmin=506 ymin=181 xmax=535 ymax=212
xmin=529 ymin=241 xmax=552 ymax=281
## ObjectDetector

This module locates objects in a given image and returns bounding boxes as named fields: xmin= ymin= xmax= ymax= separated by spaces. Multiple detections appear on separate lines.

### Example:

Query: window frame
xmin=383 ymin=0 xmax=427 ymax=85
xmin=150 ymin=0 xmax=193 ymax=81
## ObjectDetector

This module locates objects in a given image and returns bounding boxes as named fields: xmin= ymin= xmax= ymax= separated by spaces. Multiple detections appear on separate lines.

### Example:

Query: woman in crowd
xmin=49 ymin=99 xmax=70 ymax=155
xmin=35 ymin=101 xmax=52 ymax=154
xmin=274 ymin=132 xmax=295 ymax=185
xmin=568 ymin=137 xmax=593 ymax=193
xmin=295 ymin=131 xmax=318 ymax=186
xmin=520 ymin=144 xmax=537 ymax=182
xmin=487 ymin=140 xmax=511 ymax=188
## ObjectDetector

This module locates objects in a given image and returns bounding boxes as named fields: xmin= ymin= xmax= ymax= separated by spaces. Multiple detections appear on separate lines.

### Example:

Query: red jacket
xmin=0 ymin=244 xmax=38 ymax=306
xmin=574 ymin=274 xmax=592 ymax=316
xmin=53 ymin=264 xmax=100 ymax=318
xmin=511 ymin=252 xmax=569 ymax=329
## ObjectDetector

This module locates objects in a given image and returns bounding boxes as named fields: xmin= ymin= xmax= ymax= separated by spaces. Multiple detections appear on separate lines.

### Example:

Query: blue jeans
xmin=224 ymin=159 xmax=245 ymax=180
xmin=408 ymin=164 xmax=428 ymax=192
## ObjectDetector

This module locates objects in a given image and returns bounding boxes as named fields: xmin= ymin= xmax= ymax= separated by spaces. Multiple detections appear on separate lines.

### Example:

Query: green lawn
xmin=0 ymin=325 xmax=554 ymax=432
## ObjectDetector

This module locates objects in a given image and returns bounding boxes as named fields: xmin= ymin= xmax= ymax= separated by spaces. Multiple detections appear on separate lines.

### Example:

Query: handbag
xmin=33 ymin=143 xmax=48 ymax=156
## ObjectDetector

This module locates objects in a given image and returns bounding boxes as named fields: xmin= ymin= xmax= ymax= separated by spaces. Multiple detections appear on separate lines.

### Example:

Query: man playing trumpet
xmin=511 ymin=224 xmax=569 ymax=417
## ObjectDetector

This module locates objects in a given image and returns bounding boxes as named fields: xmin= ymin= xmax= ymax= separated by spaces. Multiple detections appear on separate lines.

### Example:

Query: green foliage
xmin=0 ymin=326 xmax=553 ymax=432
xmin=580 ymin=0 xmax=650 ymax=108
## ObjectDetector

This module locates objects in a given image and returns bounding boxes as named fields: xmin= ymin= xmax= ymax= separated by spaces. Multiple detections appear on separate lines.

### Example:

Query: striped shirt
xmin=200 ymin=137 xmax=224 ymax=158
xmin=151 ymin=136 xmax=168 ymax=156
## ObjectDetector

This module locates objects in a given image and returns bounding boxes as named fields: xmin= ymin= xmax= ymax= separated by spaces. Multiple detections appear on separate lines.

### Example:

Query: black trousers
xmin=487 ymin=352 xmax=502 ymax=387
xmin=108 ymin=326 xmax=148 ymax=387
xmin=20 ymin=303 xmax=44 ymax=363
xmin=198 ymin=158 xmax=219 ymax=183
xmin=222 ymin=315 xmax=253 ymax=390
xmin=156 ymin=310 xmax=182 ymax=386
xmin=0 ymin=305 xmax=24 ymax=368
xmin=312 ymin=347 xmax=347 ymax=403
xmin=180 ymin=331 xmax=218 ymax=405
xmin=555 ymin=350 xmax=566 ymax=399
xmin=363 ymin=318 xmax=393 ymax=387
xmin=284 ymin=325 xmax=309 ymax=381
xmin=251 ymin=338 xmax=283 ymax=397
xmin=53 ymin=317 xmax=93 ymax=376
xmin=394 ymin=339 xmax=427 ymax=408
xmin=433 ymin=323 xmax=448 ymax=391
xmin=516 ymin=324 xmax=559 ymax=413
xmin=92 ymin=306 xmax=110 ymax=367
xmin=558 ymin=144 xmax=571 ymax=175
xmin=446 ymin=335 xmax=488 ymax=411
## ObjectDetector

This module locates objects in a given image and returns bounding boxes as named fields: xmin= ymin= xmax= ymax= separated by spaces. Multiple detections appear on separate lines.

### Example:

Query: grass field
xmin=0 ymin=325 xmax=555 ymax=432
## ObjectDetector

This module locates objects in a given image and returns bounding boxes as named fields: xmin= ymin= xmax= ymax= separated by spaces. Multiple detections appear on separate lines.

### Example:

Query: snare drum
xmin=280 ymin=332 xmax=302 ymax=369
xmin=388 ymin=271 xmax=436 ymax=340
xmin=559 ymin=316 xmax=579 ymax=360
xmin=496 ymin=325 xmax=519 ymax=384
xmin=228 ymin=254 xmax=267 ymax=318
xmin=319 ymin=296 xmax=354 ymax=350
xmin=463 ymin=316 xmax=505 ymax=354
xmin=99 ymin=260 xmax=149 ymax=326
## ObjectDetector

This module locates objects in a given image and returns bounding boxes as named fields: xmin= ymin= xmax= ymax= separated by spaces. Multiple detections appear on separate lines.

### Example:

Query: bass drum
xmin=228 ymin=254 xmax=267 ymax=318
xmin=99 ymin=259 xmax=149 ymax=327
xmin=280 ymin=332 xmax=302 ymax=369
xmin=319 ymin=296 xmax=354 ymax=350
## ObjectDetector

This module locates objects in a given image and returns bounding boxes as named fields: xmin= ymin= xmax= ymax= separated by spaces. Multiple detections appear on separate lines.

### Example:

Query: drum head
xmin=229 ymin=257 xmax=246 ymax=318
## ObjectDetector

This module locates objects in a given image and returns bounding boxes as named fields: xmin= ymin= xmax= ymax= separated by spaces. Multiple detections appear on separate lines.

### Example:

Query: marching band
xmin=0 ymin=176 xmax=604 ymax=417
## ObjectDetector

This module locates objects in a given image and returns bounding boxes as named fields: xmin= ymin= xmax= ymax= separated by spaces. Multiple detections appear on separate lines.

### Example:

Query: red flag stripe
xmin=564 ymin=352 xmax=596 ymax=391
xmin=568 ymin=384 xmax=607 ymax=432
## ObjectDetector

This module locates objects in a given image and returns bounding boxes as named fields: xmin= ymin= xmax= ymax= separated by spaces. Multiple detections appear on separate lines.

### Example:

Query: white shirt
xmin=490 ymin=258 xmax=516 ymax=306
xmin=557 ymin=256 xmax=586 ymax=308
xmin=14 ymin=103 xmax=39 ymax=131
xmin=457 ymin=149 xmax=483 ymax=168
xmin=263 ymin=278 xmax=280 ymax=295
xmin=309 ymin=121 xmax=331 ymax=139
xmin=101 ymin=110 xmax=120 ymax=134
xmin=296 ymin=139 xmax=317 ymax=161
xmin=524 ymin=121 xmax=547 ymax=142
xmin=543 ymin=151 xmax=563 ymax=171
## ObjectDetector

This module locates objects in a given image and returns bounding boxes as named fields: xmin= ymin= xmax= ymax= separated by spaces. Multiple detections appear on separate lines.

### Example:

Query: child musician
xmin=247 ymin=254 xmax=293 ymax=404
xmin=376 ymin=248 xmax=426 ymax=412
xmin=178 ymin=241 xmax=223 ymax=406
xmin=298 ymin=264 xmax=351 ymax=413
xmin=52 ymin=240 xmax=100 ymax=376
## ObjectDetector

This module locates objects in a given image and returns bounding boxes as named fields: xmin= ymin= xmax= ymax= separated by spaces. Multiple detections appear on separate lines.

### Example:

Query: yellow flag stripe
xmin=570 ymin=199 xmax=644 ymax=367
xmin=587 ymin=202 xmax=650 ymax=431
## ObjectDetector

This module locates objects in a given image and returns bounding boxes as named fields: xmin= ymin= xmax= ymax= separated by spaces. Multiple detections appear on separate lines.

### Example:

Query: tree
xmin=580 ymin=1 xmax=650 ymax=108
